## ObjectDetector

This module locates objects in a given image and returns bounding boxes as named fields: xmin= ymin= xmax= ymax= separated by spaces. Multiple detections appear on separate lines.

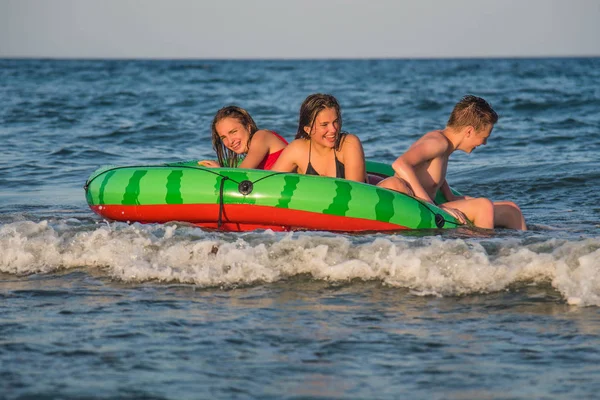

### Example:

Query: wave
xmin=1 ymin=220 xmax=599 ymax=306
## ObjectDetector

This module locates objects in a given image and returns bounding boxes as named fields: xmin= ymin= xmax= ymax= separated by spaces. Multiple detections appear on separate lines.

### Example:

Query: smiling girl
xmin=271 ymin=93 xmax=367 ymax=182
xmin=199 ymin=106 xmax=287 ymax=170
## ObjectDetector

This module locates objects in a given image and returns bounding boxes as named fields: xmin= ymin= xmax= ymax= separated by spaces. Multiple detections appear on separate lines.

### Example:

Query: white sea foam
xmin=1 ymin=220 xmax=599 ymax=306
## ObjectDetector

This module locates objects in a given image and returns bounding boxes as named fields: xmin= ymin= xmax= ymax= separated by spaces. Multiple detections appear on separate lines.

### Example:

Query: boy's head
xmin=447 ymin=95 xmax=498 ymax=132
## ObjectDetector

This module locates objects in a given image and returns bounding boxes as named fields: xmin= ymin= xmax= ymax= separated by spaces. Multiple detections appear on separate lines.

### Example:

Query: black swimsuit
xmin=305 ymin=142 xmax=346 ymax=178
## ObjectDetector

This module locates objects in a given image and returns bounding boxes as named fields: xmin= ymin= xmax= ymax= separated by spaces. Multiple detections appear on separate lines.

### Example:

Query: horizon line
xmin=1 ymin=55 xmax=600 ymax=62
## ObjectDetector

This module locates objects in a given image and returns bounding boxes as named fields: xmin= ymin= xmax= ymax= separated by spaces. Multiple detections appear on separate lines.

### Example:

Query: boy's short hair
xmin=447 ymin=95 xmax=498 ymax=131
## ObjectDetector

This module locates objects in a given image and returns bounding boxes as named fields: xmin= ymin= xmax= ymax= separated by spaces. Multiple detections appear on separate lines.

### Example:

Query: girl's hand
xmin=198 ymin=160 xmax=220 ymax=168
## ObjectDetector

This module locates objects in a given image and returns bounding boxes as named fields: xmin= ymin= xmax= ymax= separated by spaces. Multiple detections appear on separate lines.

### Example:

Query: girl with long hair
xmin=271 ymin=94 xmax=367 ymax=182
xmin=199 ymin=105 xmax=287 ymax=170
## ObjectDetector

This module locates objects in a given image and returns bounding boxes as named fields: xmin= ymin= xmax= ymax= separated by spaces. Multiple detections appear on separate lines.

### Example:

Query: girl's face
xmin=215 ymin=117 xmax=251 ymax=154
xmin=304 ymin=107 xmax=340 ymax=148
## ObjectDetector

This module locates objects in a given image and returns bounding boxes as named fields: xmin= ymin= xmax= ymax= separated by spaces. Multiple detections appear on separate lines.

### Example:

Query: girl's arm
xmin=198 ymin=160 xmax=220 ymax=168
xmin=341 ymin=134 xmax=367 ymax=182
xmin=238 ymin=130 xmax=272 ymax=169
xmin=270 ymin=140 xmax=301 ymax=173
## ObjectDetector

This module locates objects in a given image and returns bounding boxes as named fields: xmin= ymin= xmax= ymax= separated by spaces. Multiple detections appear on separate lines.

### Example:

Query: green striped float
xmin=84 ymin=160 xmax=461 ymax=232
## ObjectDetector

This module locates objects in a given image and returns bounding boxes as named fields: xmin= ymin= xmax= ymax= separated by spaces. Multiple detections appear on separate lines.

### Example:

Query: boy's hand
xmin=198 ymin=160 xmax=220 ymax=168
xmin=440 ymin=205 xmax=468 ymax=225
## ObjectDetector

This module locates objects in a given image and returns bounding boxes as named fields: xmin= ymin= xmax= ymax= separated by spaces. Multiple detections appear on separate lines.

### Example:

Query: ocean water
xmin=1 ymin=58 xmax=600 ymax=399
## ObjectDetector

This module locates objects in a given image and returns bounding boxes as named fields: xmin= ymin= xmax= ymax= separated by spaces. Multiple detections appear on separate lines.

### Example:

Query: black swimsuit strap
xmin=305 ymin=141 xmax=345 ymax=179
xmin=305 ymin=140 xmax=319 ymax=176
xmin=334 ymin=151 xmax=345 ymax=179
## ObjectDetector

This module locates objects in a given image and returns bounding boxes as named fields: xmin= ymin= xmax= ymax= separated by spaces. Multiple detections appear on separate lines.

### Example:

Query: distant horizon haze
xmin=1 ymin=0 xmax=599 ymax=59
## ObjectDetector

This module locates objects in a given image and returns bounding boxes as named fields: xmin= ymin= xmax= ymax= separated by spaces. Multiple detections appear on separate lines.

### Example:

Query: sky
xmin=1 ymin=0 xmax=599 ymax=59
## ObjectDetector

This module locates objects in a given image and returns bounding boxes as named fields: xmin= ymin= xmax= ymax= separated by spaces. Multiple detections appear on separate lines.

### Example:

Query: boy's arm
xmin=392 ymin=135 xmax=448 ymax=203
xmin=238 ymin=130 xmax=271 ymax=169
xmin=439 ymin=180 xmax=466 ymax=202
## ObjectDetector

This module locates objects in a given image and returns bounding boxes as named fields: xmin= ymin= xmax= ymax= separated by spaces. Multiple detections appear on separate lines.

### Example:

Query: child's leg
xmin=442 ymin=198 xmax=495 ymax=229
xmin=493 ymin=201 xmax=527 ymax=230
xmin=376 ymin=176 xmax=414 ymax=196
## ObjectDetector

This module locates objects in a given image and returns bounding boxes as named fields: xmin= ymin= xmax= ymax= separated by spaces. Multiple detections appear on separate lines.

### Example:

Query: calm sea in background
xmin=1 ymin=58 xmax=600 ymax=399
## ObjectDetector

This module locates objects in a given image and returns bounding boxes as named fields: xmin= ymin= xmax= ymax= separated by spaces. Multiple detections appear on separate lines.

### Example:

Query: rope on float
xmin=217 ymin=176 xmax=229 ymax=230
xmin=84 ymin=164 xmax=462 ymax=229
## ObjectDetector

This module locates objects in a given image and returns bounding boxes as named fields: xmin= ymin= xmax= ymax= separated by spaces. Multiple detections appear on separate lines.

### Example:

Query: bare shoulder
xmin=340 ymin=133 xmax=364 ymax=150
xmin=415 ymin=130 xmax=450 ymax=150
xmin=281 ymin=138 xmax=308 ymax=155
xmin=423 ymin=130 xmax=447 ymax=142
xmin=342 ymin=133 xmax=361 ymax=144
xmin=252 ymin=129 xmax=271 ymax=141
xmin=421 ymin=130 xmax=446 ymax=141
xmin=287 ymin=138 xmax=308 ymax=148
xmin=251 ymin=129 xmax=288 ymax=151
xmin=271 ymin=138 xmax=307 ymax=172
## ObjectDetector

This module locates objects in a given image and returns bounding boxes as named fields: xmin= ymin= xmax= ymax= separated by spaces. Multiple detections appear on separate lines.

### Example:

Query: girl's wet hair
xmin=211 ymin=105 xmax=259 ymax=167
xmin=447 ymin=95 xmax=499 ymax=131
xmin=295 ymin=93 xmax=347 ymax=150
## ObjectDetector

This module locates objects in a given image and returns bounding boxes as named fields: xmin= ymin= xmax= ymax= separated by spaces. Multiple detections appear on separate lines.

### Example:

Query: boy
xmin=378 ymin=95 xmax=526 ymax=230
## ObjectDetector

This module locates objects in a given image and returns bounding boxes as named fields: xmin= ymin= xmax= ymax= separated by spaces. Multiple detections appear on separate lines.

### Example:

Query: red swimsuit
xmin=256 ymin=132 xmax=288 ymax=170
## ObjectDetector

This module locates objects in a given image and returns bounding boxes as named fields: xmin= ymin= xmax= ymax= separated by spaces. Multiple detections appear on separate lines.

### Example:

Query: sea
xmin=1 ymin=58 xmax=599 ymax=399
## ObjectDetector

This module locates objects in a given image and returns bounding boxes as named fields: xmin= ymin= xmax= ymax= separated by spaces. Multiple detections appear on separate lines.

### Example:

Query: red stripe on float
xmin=90 ymin=204 xmax=407 ymax=232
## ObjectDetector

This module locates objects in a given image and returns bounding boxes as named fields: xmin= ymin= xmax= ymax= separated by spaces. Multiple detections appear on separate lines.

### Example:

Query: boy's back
xmin=396 ymin=129 xmax=452 ymax=202
xmin=376 ymin=95 xmax=525 ymax=230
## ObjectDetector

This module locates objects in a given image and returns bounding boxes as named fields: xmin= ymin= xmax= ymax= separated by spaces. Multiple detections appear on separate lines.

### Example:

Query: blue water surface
xmin=1 ymin=58 xmax=600 ymax=399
